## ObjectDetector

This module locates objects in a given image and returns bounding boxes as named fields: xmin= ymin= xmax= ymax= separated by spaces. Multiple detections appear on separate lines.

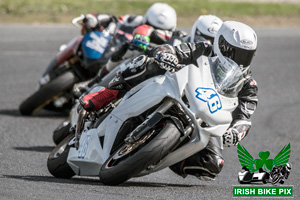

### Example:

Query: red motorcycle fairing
xmin=56 ymin=35 xmax=84 ymax=66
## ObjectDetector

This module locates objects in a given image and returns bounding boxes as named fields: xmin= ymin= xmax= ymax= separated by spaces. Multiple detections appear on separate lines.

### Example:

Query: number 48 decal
xmin=195 ymin=87 xmax=222 ymax=114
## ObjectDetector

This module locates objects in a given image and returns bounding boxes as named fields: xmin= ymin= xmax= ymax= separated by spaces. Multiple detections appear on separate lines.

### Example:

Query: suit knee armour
xmin=169 ymin=137 xmax=224 ymax=180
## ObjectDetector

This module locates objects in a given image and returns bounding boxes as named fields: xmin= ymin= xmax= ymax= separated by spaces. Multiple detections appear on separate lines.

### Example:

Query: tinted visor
xmin=218 ymin=35 xmax=256 ymax=67
xmin=194 ymin=28 xmax=214 ymax=44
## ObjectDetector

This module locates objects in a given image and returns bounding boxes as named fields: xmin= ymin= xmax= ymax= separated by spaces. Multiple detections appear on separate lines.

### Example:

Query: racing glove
xmin=223 ymin=128 xmax=246 ymax=147
xmin=154 ymin=51 xmax=182 ymax=73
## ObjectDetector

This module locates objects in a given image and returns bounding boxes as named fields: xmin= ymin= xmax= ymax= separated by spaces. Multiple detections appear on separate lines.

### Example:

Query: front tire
xmin=53 ymin=120 xmax=71 ymax=145
xmin=47 ymin=134 xmax=75 ymax=179
xmin=100 ymin=120 xmax=180 ymax=186
xmin=19 ymin=71 xmax=77 ymax=115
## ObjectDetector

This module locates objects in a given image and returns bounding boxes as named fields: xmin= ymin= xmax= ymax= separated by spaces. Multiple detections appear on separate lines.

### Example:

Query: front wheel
xmin=47 ymin=134 xmax=75 ymax=179
xmin=19 ymin=71 xmax=78 ymax=115
xmin=53 ymin=120 xmax=71 ymax=145
xmin=100 ymin=120 xmax=180 ymax=186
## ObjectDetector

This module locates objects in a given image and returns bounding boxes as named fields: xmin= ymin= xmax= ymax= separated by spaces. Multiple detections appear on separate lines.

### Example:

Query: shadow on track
xmin=13 ymin=146 xmax=55 ymax=153
xmin=2 ymin=175 xmax=208 ymax=188
xmin=0 ymin=109 xmax=68 ymax=118
xmin=2 ymin=175 xmax=101 ymax=186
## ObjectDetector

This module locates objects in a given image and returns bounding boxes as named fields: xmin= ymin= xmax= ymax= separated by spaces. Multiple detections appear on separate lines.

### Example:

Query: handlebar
xmin=128 ymin=42 xmax=159 ymax=53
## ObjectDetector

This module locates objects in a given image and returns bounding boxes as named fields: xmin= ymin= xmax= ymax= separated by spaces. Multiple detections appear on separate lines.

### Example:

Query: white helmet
xmin=142 ymin=3 xmax=177 ymax=31
xmin=214 ymin=21 xmax=257 ymax=68
xmin=190 ymin=15 xmax=223 ymax=44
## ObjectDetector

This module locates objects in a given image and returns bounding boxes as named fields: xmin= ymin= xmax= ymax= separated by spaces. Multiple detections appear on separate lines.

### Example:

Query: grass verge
xmin=1 ymin=0 xmax=300 ymax=27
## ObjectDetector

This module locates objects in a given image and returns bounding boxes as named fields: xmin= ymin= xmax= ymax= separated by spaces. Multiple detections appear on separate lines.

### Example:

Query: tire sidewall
xmin=100 ymin=120 xmax=180 ymax=185
xmin=47 ymin=134 xmax=75 ymax=179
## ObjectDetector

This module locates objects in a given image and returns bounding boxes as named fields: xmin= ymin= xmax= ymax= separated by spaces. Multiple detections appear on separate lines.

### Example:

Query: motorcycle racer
xmin=52 ymin=3 xmax=185 ymax=143
xmin=78 ymin=14 xmax=223 ymax=111
xmin=80 ymin=14 xmax=221 ymax=93
xmin=72 ymin=3 xmax=185 ymax=94
xmin=88 ymin=2 xmax=185 ymax=83
xmin=80 ymin=21 xmax=258 ymax=181
xmin=170 ymin=14 xmax=223 ymax=45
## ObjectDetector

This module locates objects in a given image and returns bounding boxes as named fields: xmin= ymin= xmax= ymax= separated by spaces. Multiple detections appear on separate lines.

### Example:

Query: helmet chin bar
xmin=218 ymin=35 xmax=256 ymax=68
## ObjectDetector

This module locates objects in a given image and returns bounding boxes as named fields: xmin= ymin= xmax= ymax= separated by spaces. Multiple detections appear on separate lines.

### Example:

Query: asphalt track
xmin=0 ymin=25 xmax=299 ymax=200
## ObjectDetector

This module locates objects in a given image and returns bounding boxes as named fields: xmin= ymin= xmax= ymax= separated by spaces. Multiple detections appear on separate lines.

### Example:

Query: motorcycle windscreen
xmin=81 ymin=31 xmax=111 ymax=59
xmin=210 ymin=57 xmax=244 ymax=98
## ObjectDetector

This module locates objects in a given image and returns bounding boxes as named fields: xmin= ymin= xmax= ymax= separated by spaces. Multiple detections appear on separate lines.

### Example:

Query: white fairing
xmin=67 ymin=56 xmax=239 ymax=176
xmin=185 ymin=56 xmax=237 ymax=127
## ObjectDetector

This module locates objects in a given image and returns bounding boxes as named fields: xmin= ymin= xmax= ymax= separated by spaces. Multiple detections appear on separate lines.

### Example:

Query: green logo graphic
xmin=237 ymin=143 xmax=291 ymax=173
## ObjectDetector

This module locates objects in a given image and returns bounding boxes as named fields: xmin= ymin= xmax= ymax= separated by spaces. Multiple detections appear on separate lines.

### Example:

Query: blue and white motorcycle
xmin=47 ymin=55 xmax=244 ymax=185
xmin=19 ymin=15 xmax=127 ymax=115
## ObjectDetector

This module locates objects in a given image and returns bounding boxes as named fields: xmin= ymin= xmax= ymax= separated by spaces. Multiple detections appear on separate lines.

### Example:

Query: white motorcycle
xmin=47 ymin=56 xmax=244 ymax=185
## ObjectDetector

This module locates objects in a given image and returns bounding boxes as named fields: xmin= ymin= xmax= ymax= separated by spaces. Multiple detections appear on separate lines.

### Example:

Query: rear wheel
xmin=19 ymin=71 xmax=78 ymax=115
xmin=47 ymin=134 xmax=75 ymax=179
xmin=100 ymin=120 xmax=180 ymax=185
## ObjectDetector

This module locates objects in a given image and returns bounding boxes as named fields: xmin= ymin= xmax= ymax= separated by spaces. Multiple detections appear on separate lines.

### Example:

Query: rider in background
xmin=97 ymin=14 xmax=223 ymax=81
xmin=79 ymin=14 xmax=223 ymax=111
xmin=72 ymin=3 xmax=182 ymax=95
xmin=80 ymin=21 xmax=258 ymax=181
xmin=84 ymin=2 xmax=186 ymax=85
xmin=169 ymin=14 xmax=223 ymax=46
xmin=80 ymin=14 xmax=222 ymax=94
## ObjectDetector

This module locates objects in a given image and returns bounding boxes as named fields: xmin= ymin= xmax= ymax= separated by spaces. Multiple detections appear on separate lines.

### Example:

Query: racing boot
xmin=79 ymin=87 xmax=119 ymax=111
xmin=169 ymin=137 xmax=224 ymax=181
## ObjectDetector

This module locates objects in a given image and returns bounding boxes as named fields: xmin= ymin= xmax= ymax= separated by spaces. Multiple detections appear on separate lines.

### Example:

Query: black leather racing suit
xmin=108 ymin=42 xmax=258 ymax=180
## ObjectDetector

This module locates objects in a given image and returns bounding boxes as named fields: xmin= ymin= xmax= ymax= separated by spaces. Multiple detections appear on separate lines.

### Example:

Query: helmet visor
xmin=194 ymin=28 xmax=214 ymax=44
xmin=219 ymin=35 xmax=256 ymax=67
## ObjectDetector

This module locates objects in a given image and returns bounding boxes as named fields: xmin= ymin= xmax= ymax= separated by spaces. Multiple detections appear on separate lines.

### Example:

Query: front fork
xmin=124 ymin=99 xmax=193 ymax=146
xmin=75 ymin=106 xmax=87 ymax=150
